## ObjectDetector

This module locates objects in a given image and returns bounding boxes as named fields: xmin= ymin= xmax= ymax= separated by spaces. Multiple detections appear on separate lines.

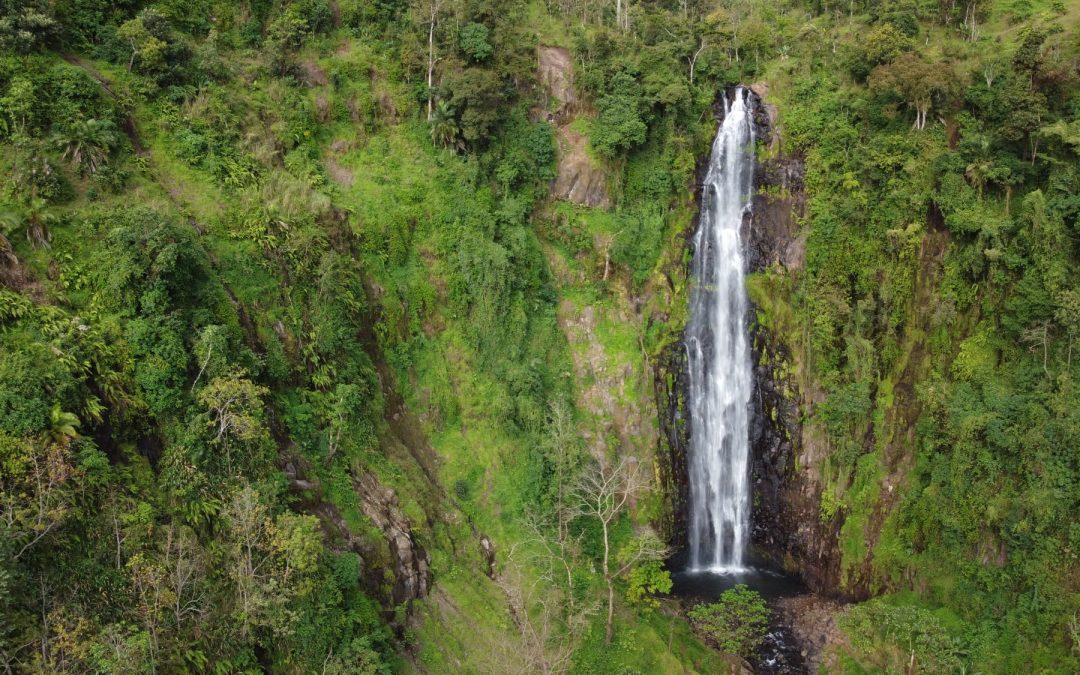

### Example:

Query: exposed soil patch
xmin=324 ymin=155 xmax=355 ymax=186
xmin=299 ymin=59 xmax=329 ymax=87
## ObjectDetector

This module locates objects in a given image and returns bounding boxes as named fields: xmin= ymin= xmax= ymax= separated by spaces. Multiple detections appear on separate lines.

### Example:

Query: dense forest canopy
xmin=0 ymin=0 xmax=1077 ymax=673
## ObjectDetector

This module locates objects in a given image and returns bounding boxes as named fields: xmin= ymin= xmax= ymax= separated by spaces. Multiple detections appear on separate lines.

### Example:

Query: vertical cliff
xmin=654 ymin=85 xmax=848 ymax=591
xmin=741 ymin=87 xmax=847 ymax=593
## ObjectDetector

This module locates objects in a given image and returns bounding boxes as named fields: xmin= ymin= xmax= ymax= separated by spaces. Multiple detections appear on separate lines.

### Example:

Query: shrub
xmin=687 ymin=584 xmax=770 ymax=659
xmin=838 ymin=600 xmax=965 ymax=674
xmin=459 ymin=23 xmax=493 ymax=62
xmin=591 ymin=71 xmax=647 ymax=160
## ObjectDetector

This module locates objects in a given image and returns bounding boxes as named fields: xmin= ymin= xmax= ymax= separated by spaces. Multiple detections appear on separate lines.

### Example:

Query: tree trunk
xmin=689 ymin=41 xmax=705 ymax=85
xmin=426 ymin=4 xmax=438 ymax=121
xmin=605 ymin=577 xmax=615 ymax=644
xmin=602 ymin=519 xmax=614 ymax=644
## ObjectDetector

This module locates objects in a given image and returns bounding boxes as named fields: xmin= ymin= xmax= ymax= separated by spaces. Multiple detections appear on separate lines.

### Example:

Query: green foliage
xmin=444 ymin=66 xmax=505 ymax=144
xmin=846 ymin=23 xmax=913 ymax=80
xmin=55 ymin=117 xmax=118 ymax=174
xmin=0 ymin=0 xmax=57 ymax=53
xmin=1 ymin=0 xmax=1078 ymax=672
xmin=837 ymin=599 xmax=965 ymax=674
xmin=459 ymin=23 xmax=493 ymax=62
xmin=687 ymin=584 xmax=770 ymax=659
xmin=591 ymin=71 xmax=648 ymax=160
xmin=776 ymin=4 xmax=1080 ymax=669
xmin=624 ymin=559 xmax=671 ymax=609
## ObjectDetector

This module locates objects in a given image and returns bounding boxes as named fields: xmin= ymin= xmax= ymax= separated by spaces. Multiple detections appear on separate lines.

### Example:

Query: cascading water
xmin=686 ymin=87 xmax=755 ymax=573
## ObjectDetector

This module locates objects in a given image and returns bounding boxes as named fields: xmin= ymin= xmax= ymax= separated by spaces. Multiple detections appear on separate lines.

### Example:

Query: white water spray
xmin=686 ymin=88 xmax=755 ymax=573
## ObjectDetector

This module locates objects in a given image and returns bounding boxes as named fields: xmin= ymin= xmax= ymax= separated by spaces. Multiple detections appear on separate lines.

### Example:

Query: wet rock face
xmin=742 ymin=91 xmax=846 ymax=594
xmin=747 ymin=311 xmax=844 ymax=594
xmin=654 ymin=341 xmax=690 ymax=546
xmin=747 ymin=334 xmax=799 ymax=552
xmin=746 ymin=157 xmax=806 ymax=273
xmin=742 ymin=88 xmax=806 ymax=274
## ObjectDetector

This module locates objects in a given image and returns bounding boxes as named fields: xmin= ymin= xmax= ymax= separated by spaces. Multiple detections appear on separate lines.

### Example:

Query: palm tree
xmin=0 ymin=198 xmax=58 ymax=249
xmin=429 ymin=100 xmax=460 ymax=152
xmin=47 ymin=405 xmax=81 ymax=445
xmin=965 ymin=158 xmax=991 ymax=199
xmin=55 ymin=118 xmax=119 ymax=174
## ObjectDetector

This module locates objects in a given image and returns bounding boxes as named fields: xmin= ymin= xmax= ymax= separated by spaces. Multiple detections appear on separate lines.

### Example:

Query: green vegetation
xmin=0 ymin=0 xmax=1077 ymax=672
xmin=757 ymin=1 xmax=1080 ymax=672
xmin=836 ymin=597 xmax=965 ymax=674
xmin=687 ymin=585 xmax=771 ymax=660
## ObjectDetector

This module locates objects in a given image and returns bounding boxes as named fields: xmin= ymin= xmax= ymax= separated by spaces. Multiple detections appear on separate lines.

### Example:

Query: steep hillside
xmin=1 ymin=1 xmax=1078 ymax=673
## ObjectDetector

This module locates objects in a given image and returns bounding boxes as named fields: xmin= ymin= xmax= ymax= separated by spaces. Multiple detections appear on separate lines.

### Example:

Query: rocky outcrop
xmin=654 ymin=340 xmax=690 ymax=545
xmin=537 ymin=46 xmax=610 ymax=208
xmin=775 ymin=595 xmax=845 ymax=672
xmin=552 ymin=127 xmax=611 ymax=208
xmin=537 ymin=46 xmax=576 ymax=116
xmin=299 ymin=468 xmax=432 ymax=613
xmin=742 ymin=86 xmax=806 ymax=274
xmin=355 ymin=471 xmax=433 ymax=605
xmin=746 ymin=155 xmax=806 ymax=272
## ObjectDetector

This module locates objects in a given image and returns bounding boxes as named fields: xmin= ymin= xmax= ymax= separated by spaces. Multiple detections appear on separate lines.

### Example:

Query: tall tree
xmin=567 ymin=457 xmax=667 ymax=644
xmin=869 ymin=52 xmax=954 ymax=130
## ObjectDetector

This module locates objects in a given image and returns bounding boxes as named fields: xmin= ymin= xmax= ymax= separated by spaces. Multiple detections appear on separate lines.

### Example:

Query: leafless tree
xmin=419 ymin=0 xmax=445 ymax=120
xmin=1022 ymin=322 xmax=1052 ymax=377
xmin=163 ymin=523 xmax=207 ymax=627
xmin=1 ymin=444 xmax=72 ymax=562
xmin=494 ymin=540 xmax=596 ymax=675
xmin=566 ymin=456 xmax=667 ymax=643
xmin=688 ymin=39 xmax=708 ymax=85
xmin=224 ymin=485 xmax=270 ymax=638
xmin=521 ymin=514 xmax=584 ymax=615
xmin=544 ymin=401 xmax=582 ymax=541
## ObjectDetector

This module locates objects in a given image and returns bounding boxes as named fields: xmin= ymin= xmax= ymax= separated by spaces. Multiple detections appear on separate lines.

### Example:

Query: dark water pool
xmin=667 ymin=555 xmax=809 ymax=674
xmin=670 ymin=564 xmax=806 ymax=601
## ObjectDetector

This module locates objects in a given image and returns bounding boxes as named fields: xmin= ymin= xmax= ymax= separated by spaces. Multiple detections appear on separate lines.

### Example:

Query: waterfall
xmin=686 ymin=87 xmax=755 ymax=573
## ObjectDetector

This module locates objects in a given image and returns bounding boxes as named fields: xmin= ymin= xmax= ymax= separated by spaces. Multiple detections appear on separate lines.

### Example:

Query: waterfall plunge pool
xmin=668 ymin=554 xmax=805 ymax=601
xmin=667 ymin=550 xmax=809 ymax=673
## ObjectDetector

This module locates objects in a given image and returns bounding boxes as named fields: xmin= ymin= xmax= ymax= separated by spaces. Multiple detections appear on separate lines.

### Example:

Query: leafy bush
xmin=459 ymin=23 xmax=493 ymax=62
xmin=0 ymin=0 xmax=57 ymax=53
xmin=837 ymin=600 xmax=964 ymax=674
xmin=591 ymin=71 xmax=647 ymax=160
xmin=687 ymin=585 xmax=770 ymax=659
xmin=625 ymin=560 xmax=671 ymax=609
